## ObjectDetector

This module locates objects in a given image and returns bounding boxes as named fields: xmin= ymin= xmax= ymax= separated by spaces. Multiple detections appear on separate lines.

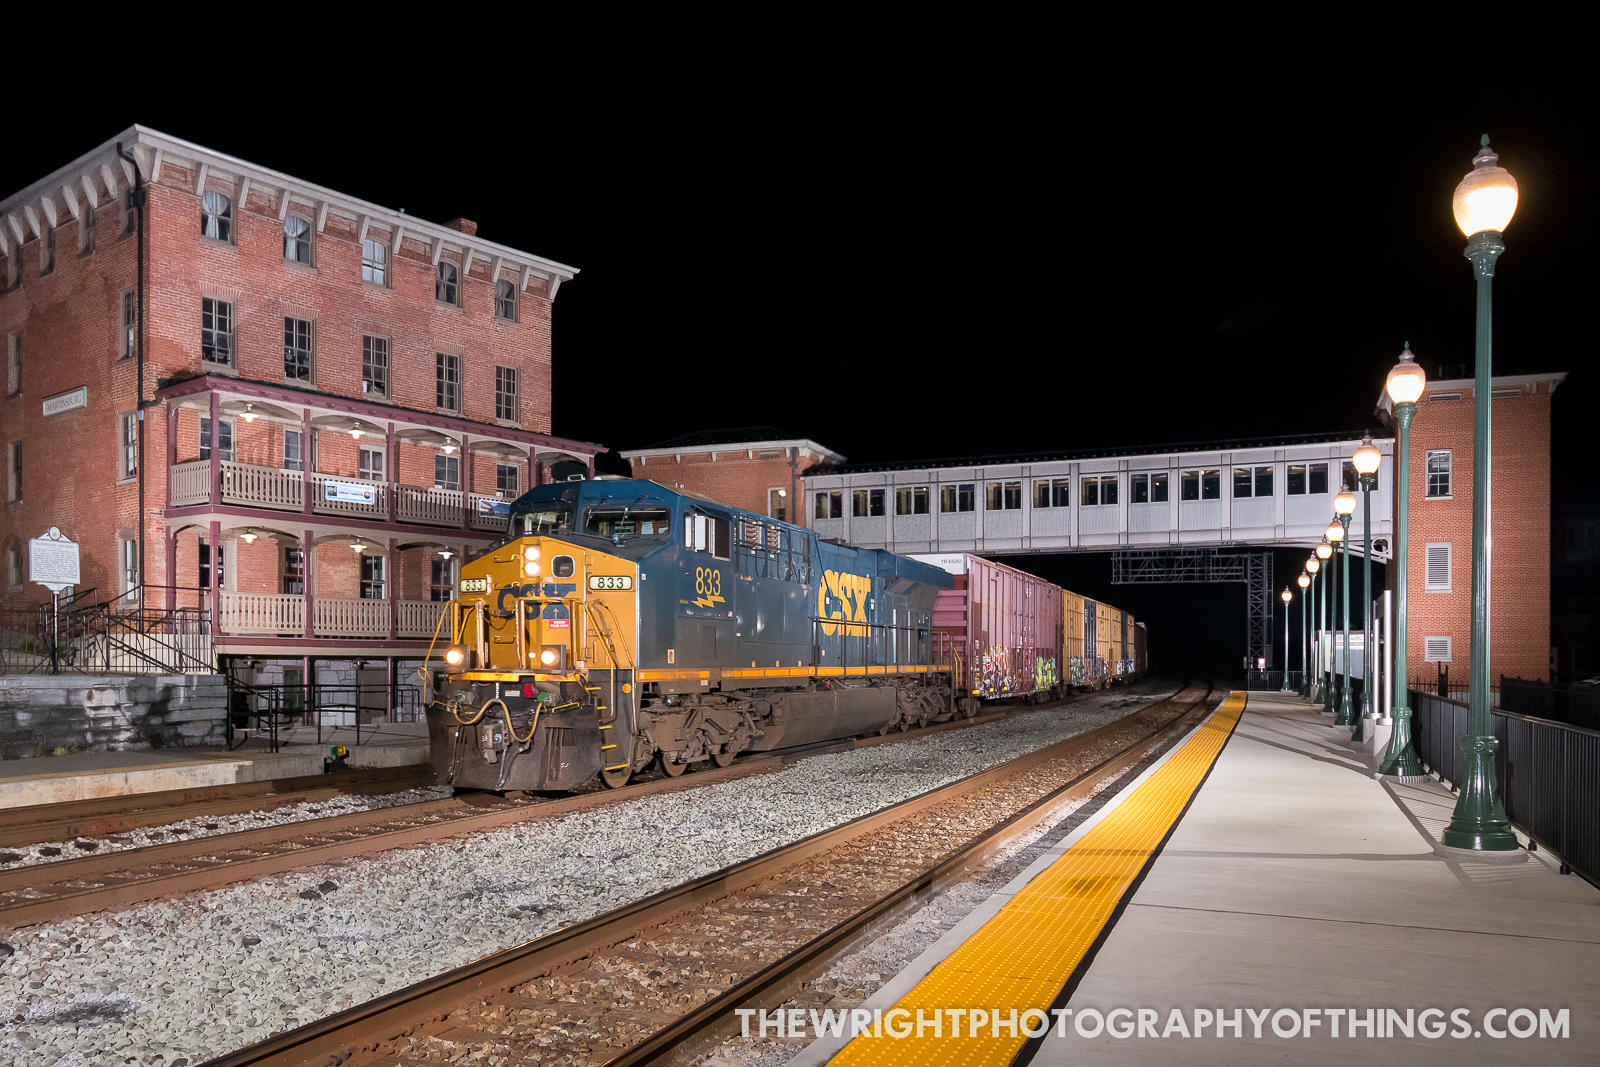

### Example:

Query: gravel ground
xmin=0 ymin=681 xmax=1176 ymax=1067
xmin=0 ymin=786 xmax=454 ymax=870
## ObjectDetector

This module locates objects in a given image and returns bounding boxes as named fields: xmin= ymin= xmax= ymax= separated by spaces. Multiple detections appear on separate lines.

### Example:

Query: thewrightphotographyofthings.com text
xmin=735 ymin=1006 xmax=1571 ymax=1041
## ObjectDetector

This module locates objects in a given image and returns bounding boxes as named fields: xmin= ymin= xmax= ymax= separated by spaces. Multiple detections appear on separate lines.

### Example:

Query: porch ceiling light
xmin=438 ymin=548 xmax=454 ymax=559
xmin=240 ymin=529 xmax=258 ymax=544
xmin=1352 ymin=435 xmax=1382 ymax=475
xmin=442 ymin=439 xmax=458 ymax=454
xmin=1316 ymin=542 xmax=1333 ymax=560
xmin=1326 ymin=520 xmax=1345 ymax=542
xmin=349 ymin=428 xmax=364 ymax=439
xmin=242 ymin=404 xmax=258 ymax=423
xmin=1298 ymin=573 xmax=1311 ymax=588
xmin=1334 ymin=490 xmax=1357 ymax=515
xmin=351 ymin=540 xmax=366 ymax=553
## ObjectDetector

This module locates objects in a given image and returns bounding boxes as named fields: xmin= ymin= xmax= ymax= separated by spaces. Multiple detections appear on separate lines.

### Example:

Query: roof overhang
xmin=620 ymin=438 xmax=846 ymax=466
xmin=1374 ymin=370 xmax=1566 ymax=425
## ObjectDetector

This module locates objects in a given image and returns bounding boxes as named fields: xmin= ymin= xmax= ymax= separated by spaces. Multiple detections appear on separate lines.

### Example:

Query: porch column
xmin=166 ymin=403 xmax=178 ymax=508
xmin=530 ymin=446 xmax=540 ymax=487
xmin=302 ymin=529 xmax=315 ymax=640
xmin=208 ymin=519 xmax=221 ymax=634
xmin=460 ymin=435 xmax=473 ymax=532
xmin=301 ymin=409 xmax=314 ymax=516
xmin=587 ymin=454 xmax=595 ymax=479
xmin=386 ymin=656 xmax=395 ymax=724
xmin=208 ymin=392 xmax=221 ymax=506
xmin=165 ymin=528 xmax=177 ymax=611
xmin=385 ymin=422 xmax=397 ymax=523
xmin=387 ymin=537 xmax=398 ymax=641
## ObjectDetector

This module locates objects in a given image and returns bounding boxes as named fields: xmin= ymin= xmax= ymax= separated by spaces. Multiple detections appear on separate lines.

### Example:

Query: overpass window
xmin=1426 ymin=451 xmax=1451 ymax=498
xmin=1286 ymin=462 xmax=1329 ymax=495
xmin=853 ymin=488 xmax=885 ymax=517
xmin=1180 ymin=469 xmax=1220 ymax=501
xmin=1033 ymin=478 xmax=1069 ymax=508
xmin=941 ymin=483 xmax=975 ymax=513
xmin=815 ymin=490 xmax=842 ymax=519
xmin=986 ymin=481 xmax=1022 ymax=510
xmin=1081 ymin=475 xmax=1117 ymax=506
xmin=896 ymin=486 xmax=929 ymax=515
xmin=1341 ymin=460 xmax=1358 ymax=492
xmin=1233 ymin=465 xmax=1273 ymax=497
xmin=1131 ymin=472 xmax=1167 ymax=503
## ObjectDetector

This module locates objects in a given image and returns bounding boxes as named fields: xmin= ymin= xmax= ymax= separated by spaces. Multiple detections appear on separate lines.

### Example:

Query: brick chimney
xmin=443 ymin=218 xmax=479 ymax=236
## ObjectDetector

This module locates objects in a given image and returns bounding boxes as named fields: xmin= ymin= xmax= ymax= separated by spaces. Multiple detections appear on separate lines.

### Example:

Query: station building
xmin=620 ymin=427 xmax=843 ymax=525
xmin=0 ymin=126 xmax=600 ymax=701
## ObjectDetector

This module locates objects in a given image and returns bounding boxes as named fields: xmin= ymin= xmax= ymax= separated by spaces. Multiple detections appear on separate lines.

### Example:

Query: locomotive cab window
xmin=687 ymin=511 xmax=731 ymax=559
xmin=586 ymin=507 xmax=671 ymax=540
xmin=515 ymin=503 xmax=572 ymax=537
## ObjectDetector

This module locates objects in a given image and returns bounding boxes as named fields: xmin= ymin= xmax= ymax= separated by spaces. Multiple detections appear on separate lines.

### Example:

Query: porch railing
xmin=216 ymin=593 xmax=449 ymax=640
xmin=398 ymin=599 xmax=448 ymax=639
xmin=218 ymin=592 xmax=305 ymax=635
xmin=397 ymin=484 xmax=462 ymax=525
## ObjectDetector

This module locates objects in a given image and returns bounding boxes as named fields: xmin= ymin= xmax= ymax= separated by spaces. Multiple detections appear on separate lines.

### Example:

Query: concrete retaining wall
xmin=0 ymin=674 xmax=228 ymax=759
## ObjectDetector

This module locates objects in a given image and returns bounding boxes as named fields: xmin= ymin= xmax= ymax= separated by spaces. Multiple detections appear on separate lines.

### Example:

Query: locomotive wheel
xmin=711 ymin=746 xmax=737 ymax=768
xmin=658 ymin=751 xmax=688 ymax=778
xmin=600 ymin=765 xmax=632 ymax=790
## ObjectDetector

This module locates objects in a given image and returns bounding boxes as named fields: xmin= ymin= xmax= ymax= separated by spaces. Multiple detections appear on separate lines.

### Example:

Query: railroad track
xmin=0 ymin=682 xmax=1160 ymax=929
xmin=200 ymin=681 xmax=1220 ymax=1067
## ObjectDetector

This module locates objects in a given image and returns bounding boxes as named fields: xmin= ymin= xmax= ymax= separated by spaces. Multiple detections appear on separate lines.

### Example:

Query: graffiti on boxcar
xmin=1035 ymin=656 xmax=1058 ymax=692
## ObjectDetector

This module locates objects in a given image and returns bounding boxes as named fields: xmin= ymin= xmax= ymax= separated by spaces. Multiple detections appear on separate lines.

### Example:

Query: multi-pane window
xmin=283 ymin=317 xmax=313 ymax=382
xmin=361 ymin=239 xmax=387 ymax=285
xmin=814 ymin=490 xmax=842 ymax=519
xmin=1131 ymin=472 xmax=1169 ymax=503
xmin=122 ymin=189 xmax=137 ymax=237
xmin=7 ymin=333 xmax=20 ymax=395
xmin=495 ymin=463 xmax=519 ymax=497
xmin=1179 ymin=469 xmax=1220 ymax=501
xmin=359 ymin=554 xmax=385 ymax=599
xmin=852 ymin=488 xmax=886 ymax=517
xmin=198 ymin=539 xmax=224 ymax=589
xmin=430 ymin=558 xmax=456 ymax=602
xmin=941 ymin=483 xmax=976 ymax=513
xmin=767 ymin=488 xmax=787 ymax=521
xmin=435 ymin=353 xmax=460 ymax=412
xmin=1032 ymin=479 xmax=1070 ymax=508
xmin=284 ymin=430 xmax=303 ymax=472
xmin=119 ymin=290 xmax=136 ymax=359
xmin=983 ymin=481 xmax=1022 ymax=510
xmin=282 ymin=547 xmax=305 ymax=595
xmin=79 ymin=205 xmax=94 ymax=254
xmin=359 ymin=447 xmax=385 ymax=481
xmin=1080 ymin=475 xmax=1118 ymax=506
xmin=201 ymin=297 xmax=233 ymax=365
xmin=1285 ymin=462 xmax=1329 ymax=495
xmin=283 ymin=216 xmax=312 ymax=264
xmin=120 ymin=413 xmax=137 ymax=478
xmin=41 ymin=226 xmax=54 ymax=275
xmin=8 ymin=442 xmax=21 ymax=501
xmin=434 ymin=454 xmax=460 ymax=491
xmin=1233 ymin=465 xmax=1274 ymax=497
xmin=199 ymin=417 xmax=234 ymax=461
xmin=1426 ymin=450 xmax=1451 ymax=498
xmin=362 ymin=336 xmax=388 ymax=397
xmin=1340 ymin=460 xmax=1359 ymax=492
xmin=495 ymin=279 xmax=517 ymax=320
xmin=201 ymin=191 xmax=232 ymax=242
xmin=896 ymin=486 xmax=930 ymax=515
xmin=436 ymin=261 xmax=459 ymax=305
xmin=494 ymin=366 xmax=518 ymax=422
xmin=121 ymin=538 xmax=138 ymax=597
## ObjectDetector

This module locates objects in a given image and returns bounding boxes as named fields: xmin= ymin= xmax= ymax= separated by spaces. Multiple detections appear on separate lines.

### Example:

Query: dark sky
xmin=5 ymin=52 xmax=1590 ymax=677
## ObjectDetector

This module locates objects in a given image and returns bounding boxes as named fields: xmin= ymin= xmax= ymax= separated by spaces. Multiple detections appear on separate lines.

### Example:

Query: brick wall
xmin=629 ymin=448 xmax=814 ymax=523
xmin=0 ymin=152 xmax=553 ymax=611
xmin=1390 ymin=381 xmax=1553 ymax=683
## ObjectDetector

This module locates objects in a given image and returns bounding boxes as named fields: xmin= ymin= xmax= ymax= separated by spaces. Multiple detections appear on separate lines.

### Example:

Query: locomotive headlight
xmin=524 ymin=546 xmax=540 ymax=561
xmin=523 ymin=560 xmax=541 ymax=577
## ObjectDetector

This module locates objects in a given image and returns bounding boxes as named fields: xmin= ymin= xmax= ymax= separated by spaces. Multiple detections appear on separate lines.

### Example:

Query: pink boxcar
xmin=929 ymin=554 xmax=1063 ymax=708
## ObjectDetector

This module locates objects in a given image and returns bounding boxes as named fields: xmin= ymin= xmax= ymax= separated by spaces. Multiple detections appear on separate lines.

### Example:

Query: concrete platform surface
xmin=1034 ymin=690 xmax=1599 ymax=1065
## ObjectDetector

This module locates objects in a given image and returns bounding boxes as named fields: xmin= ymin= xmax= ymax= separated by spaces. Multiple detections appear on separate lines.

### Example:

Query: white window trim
xmin=1424 ymin=542 xmax=1452 ymax=593
xmin=767 ymin=487 xmax=788 ymax=520
xmin=1130 ymin=471 xmax=1170 ymax=506
xmin=117 ymin=411 xmax=138 ymax=482
xmin=1178 ymin=468 xmax=1223 ymax=503
xmin=1425 ymin=449 xmax=1453 ymax=500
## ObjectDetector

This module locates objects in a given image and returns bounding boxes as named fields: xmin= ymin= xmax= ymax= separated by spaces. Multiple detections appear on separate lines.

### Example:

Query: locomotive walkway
xmin=795 ymin=691 xmax=1599 ymax=1066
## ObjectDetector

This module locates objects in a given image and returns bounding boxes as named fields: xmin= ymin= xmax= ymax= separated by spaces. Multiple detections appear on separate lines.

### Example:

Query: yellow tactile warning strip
xmin=827 ymin=691 xmax=1245 ymax=1067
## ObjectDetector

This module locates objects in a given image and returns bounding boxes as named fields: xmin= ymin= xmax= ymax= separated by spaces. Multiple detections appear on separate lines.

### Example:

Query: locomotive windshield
xmin=513 ymin=503 xmax=573 ymax=537
xmin=585 ymin=507 xmax=672 ymax=541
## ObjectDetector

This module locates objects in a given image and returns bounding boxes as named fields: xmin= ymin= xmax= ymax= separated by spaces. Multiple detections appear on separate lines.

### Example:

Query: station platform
xmin=0 ymin=722 xmax=429 ymax=808
xmin=796 ymin=690 xmax=1599 ymax=1066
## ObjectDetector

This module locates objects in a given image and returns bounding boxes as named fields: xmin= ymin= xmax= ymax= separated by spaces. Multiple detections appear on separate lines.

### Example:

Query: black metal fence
xmin=1410 ymin=688 xmax=1598 ymax=889
xmin=1 ymin=588 xmax=212 ymax=675
xmin=1245 ymin=670 xmax=1305 ymax=691
xmin=226 ymin=682 xmax=424 ymax=752
xmin=1500 ymin=676 xmax=1600 ymax=731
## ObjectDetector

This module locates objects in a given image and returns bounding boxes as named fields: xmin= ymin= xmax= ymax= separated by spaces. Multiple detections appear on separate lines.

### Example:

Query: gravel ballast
xmin=0 ymin=682 xmax=1176 ymax=1067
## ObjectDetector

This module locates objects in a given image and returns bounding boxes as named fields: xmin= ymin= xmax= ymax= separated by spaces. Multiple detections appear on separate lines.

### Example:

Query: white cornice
xmin=1374 ymin=370 xmax=1567 ymax=418
xmin=619 ymin=439 xmax=846 ymax=466
xmin=1 ymin=125 xmax=579 ymax=297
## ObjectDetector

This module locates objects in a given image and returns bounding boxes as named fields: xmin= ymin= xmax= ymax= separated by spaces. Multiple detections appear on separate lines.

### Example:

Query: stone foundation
xmin=0 ymin=674 xmax=227 ymax=758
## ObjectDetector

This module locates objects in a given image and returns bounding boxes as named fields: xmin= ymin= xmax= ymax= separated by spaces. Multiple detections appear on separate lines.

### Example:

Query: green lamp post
xmin=1313 ymin=542 xmax=1333 ymax=704
xmin=1351 ymin=436 xmax=1382 ymax=742
xmin=1298 ymin=572 xmax=1311 ymax=697
xmin=1379 ymin=345 xmax=1427 ymax=777
xmin=1441 ymin=136 xmax=1520 ymax=852
xmin=1280 ymin=587 xmax=1294 ymax=692
xmin=1329 ymin=511 xmax=1355 ymax=726
xmin=1307 ymin=555 xmax=1323 ymax=702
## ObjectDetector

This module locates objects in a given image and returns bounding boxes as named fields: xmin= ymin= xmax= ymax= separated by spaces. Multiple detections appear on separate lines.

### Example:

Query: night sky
xmin=5 ymin=57 xmax=1592 ymax=679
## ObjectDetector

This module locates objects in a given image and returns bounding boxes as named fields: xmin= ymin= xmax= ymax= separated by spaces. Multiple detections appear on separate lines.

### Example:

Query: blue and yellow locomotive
xmin=428 ymin=480 xmax=956 ymax=792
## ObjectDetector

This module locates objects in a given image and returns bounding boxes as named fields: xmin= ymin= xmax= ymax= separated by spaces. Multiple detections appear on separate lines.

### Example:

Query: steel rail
xmin=197 ymin=682 xmax=1213 ymax=1067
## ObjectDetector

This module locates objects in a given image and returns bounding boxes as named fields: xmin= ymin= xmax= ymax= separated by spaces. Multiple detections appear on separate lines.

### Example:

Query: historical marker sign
xmin=42 ymin=387 xmax=88 ymax=417
xmin=29 ymin=527 xmax=80 ymax=593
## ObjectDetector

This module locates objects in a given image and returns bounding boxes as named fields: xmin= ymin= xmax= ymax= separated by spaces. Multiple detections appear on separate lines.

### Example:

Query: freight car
xmin=427 ymin=480 xmax=958 ymax=792
xmin=1064 ymin=591 xmax=1142 ymax=690
xmin=915 ymin=554 xmax=1062 ymax=714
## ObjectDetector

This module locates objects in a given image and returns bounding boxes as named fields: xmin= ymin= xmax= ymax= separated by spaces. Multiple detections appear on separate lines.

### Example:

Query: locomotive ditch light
xmin=535 ymin=645 xmax=566 ymax=672
xmin=443 ymin=645 xmax=469 ymax=672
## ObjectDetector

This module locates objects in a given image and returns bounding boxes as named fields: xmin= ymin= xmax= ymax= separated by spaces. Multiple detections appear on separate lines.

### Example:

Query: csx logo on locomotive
xmin=497 ymin=582 xmax=578 ymax=626
xmin=818 ymin=569 xmax=871 ymax=636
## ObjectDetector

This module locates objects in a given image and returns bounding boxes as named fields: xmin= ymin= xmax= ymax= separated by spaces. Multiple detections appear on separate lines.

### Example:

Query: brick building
xmin=620 ymin=428 xmax=843 ymax=525
xmin=1 ymin=126 xmax=601 ymax=697
xmin=1379 ymin=371 xmax=1564 ymax=686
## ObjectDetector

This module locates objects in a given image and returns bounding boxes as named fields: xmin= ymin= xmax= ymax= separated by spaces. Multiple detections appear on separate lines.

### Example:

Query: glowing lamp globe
xmin=1298 ymin=573 xmax=1311 ymax=589
xmin=1452 ymin=136 xmax=1518 ymax=237
xmin=1353 ymin=436 xmax=1382 ymax=476
xmin=1326 ymin=521 xmax=1345 ymax=542
xmin=1306 ymin=558 xmax=1320 ymax=574
xmin=1315 ymin=542 xmax=1332 ymax=560
xmin=1386 ymin=343 xmax=1427 ymax=405
xmin=1334 ymin=490 xmax=1357 ymax=516
xmin=1281 ymin=588 xmax=1293 ymax=604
